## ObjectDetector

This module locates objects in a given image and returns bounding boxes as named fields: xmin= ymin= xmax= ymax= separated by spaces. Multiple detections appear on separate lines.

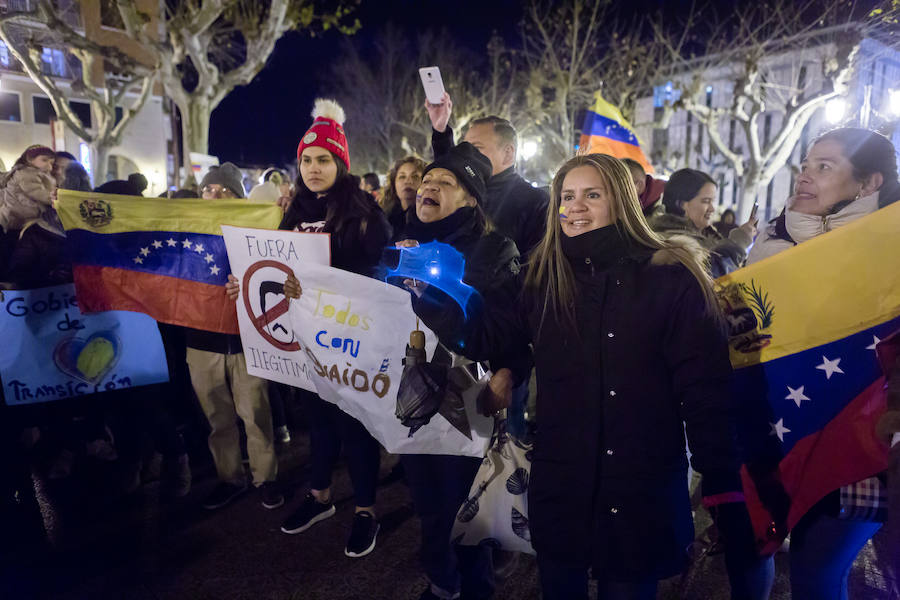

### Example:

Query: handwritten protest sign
xmin=223 ymin=226 xmax=493 ymax=457
xmin=221 ymin=225 xmax=331 ymax=391
xmin=0 ymin=284 xmax=169 ymax=406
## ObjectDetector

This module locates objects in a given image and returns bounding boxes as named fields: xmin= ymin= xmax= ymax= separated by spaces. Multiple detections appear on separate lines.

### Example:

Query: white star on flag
xmin=867 ymin=336 xmax=880 ymax=351
xmin=140 ymin=247 xmax=150 ymax=257
xmin=133 ymin=256 xmax=143 ymax=264
xmin=194 ymin=243 xmax=204 ymax=253
xmin=204 ymin=253 xmax=214 ymax=263
xmin=166 ymin=238 xmax=177 ymax=247
xmin=785 ymin=385 xmax=810 ymax=407
xmin=815 ymin=356 xmax=844 ymax=379
xmin=209 ymin=265 xmax=220 ymax=276
xmin=769 ymin=419 xmax=791 ymax=442
xmin=182 ymin=239 xmax=192 ymax=249
xmin=152 ymin=240 xmax=163 ymax=249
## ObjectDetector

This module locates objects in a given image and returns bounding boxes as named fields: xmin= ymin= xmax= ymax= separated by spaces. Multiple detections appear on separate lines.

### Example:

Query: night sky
xmin=208 ymin=0 xmax=670 ymax=169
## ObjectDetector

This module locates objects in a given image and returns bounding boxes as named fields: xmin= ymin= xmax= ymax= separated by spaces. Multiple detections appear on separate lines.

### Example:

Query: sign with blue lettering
xmin=0 ymin=284 xmax=169 ymax=405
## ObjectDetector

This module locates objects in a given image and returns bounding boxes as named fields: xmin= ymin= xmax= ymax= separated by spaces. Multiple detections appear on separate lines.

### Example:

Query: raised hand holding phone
xmin=419 ymin=66 xmax=446 ymax=103
xmin=738 ymin=202 xmax=760 ymax=239
xmin=421 ymin=67 xmax=452 ymax=133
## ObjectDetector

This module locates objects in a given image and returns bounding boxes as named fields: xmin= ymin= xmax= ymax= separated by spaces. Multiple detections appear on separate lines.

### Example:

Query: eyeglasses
xmin=202 ymin=185 xmax=236 ymax=199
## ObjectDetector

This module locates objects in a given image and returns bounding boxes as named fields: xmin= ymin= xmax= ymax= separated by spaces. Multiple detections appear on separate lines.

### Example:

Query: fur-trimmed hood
xmin=650 ymin=233 xmax=709 ymax=267
xmin=649 ymin=212 xmax=747 ymax=278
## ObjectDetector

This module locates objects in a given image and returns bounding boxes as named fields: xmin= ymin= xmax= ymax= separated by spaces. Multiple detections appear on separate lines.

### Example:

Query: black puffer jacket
xmin=413 ymin=225 xmax=743 ymax=579
xmin=433 ymin=127 xmax=548 ymax=258
xmin=281 ymin=175 xmax=392 ymax=277
xmin=400 ymin=206 xmax=528 ymax=377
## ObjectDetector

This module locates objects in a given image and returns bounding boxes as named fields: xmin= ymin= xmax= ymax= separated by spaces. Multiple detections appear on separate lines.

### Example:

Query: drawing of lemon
xmin=77 ymin=337 xmax=116 ymax=380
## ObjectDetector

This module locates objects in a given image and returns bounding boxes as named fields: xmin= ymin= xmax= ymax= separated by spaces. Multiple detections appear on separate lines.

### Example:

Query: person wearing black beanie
xmin=421 ymin=141 xmax=492 ymax=205
xmin=391 ymin=142 xmax=528 ymax=600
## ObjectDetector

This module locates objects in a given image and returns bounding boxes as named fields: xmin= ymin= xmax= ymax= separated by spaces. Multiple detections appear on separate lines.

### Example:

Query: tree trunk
xmin=185 ymin=97 xmax=212 ymax=157
xmin=95 ymin=145 xmax=110 ymax=187
xmin=738 ymin=176 xmax=762 ymax=222
xmin=173 ymin=96 xmax=213 ymax=189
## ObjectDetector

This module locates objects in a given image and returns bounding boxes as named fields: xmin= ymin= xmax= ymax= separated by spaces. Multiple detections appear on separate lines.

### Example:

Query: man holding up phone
xmin=425 ymin=91 xmax=548 ymax=258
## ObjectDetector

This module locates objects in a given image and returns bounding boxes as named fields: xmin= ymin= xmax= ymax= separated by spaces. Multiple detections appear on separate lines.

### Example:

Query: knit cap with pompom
xmin=297 ymin=98 xmax=350 ymax=169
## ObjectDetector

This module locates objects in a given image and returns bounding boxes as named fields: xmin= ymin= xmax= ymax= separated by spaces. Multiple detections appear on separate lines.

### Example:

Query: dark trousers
xmin=537 ymin=557 xmax=657 ymax=600
xmin=109 ymin=385 xmax=186 ymax=463
xmin=303 ymin=390 xmax=380 ymax=507
xmin=402 ymin=453 xmax=494 ymax=599
xmin=269 ymin=382 xmax=288 ymax=429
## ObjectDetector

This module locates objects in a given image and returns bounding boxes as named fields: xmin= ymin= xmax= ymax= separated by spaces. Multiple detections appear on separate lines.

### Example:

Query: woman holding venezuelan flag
xmin=748 ymin=128 xmax=899 ymax=600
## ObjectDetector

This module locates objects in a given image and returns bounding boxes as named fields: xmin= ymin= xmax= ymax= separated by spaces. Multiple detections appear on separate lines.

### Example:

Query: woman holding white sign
xmin=392 ymin=141 xmax=528 ymax=600
xmin=227 ymin=99 xmax=391 ymax=559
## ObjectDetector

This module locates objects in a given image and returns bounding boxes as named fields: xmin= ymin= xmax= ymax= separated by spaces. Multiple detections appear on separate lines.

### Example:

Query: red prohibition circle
xmin=242 ymin=260 xmax=301 ymax=352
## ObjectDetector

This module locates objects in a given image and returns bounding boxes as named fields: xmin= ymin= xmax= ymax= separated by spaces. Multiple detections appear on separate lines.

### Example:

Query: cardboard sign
xmin=0 ymin=284 xmax=169 ymax=405
xmin=222 ymin=225 xmax=330 ymax=391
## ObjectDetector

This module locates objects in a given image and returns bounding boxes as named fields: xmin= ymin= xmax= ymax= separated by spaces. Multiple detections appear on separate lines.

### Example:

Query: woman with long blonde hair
xmin=409 ymin=154 xmax=768 ymax=599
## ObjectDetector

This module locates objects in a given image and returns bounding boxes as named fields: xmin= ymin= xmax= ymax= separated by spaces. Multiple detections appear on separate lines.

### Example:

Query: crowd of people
xmin=0 ymin=89 xmax=898 ymax=600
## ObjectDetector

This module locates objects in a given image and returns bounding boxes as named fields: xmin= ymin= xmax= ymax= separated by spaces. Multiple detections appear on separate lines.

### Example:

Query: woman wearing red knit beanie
xmin=252 ymin=98 xmax=390 ymax=557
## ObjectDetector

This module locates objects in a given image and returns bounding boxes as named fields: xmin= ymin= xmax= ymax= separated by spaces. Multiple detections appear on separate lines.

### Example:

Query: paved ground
xmin=2 ymin=426 xmax=897 ymax=600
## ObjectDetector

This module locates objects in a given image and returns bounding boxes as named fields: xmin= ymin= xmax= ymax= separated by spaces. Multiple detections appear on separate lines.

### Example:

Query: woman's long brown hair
xmin=525 ymin=154 xmax=721 ymax=332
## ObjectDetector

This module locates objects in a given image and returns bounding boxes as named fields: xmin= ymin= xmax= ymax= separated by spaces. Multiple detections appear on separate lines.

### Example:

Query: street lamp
xmin=888 ymin=89 xmax=900 ymax=118
xmin=520 ymin=139 xmax=538 ymax=161
xmin=825 ymin=98 xmax=847 ymax=124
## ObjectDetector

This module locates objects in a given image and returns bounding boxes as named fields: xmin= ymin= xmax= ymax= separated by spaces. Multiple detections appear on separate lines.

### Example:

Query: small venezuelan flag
xmin=717 ymin=200 xmax=900 ymax=553
xmin=57 ymin=190 xmax=283 ymax=334
xmin=579 ymin=91 xmax=653 ymax=174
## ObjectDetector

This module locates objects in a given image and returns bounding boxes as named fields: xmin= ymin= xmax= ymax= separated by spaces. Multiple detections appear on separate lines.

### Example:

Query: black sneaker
xmin=202 ymin=482 xmax=247 ymax=510
xmin=344 ymin=510 xmax=380 ymax=558
xmin=259 ymin=482 xmax=284 ymax=509
xmin=281 ymin=493 xmax=335 ymax=534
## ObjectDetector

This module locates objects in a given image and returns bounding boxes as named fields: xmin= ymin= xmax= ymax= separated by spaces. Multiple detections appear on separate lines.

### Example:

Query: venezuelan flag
xmin=578 ymin=91 xmax=653 ymax=173
xmin=57 ymin=190 xmax=282 ymax=334
xmin=716 ymin=201 xmax=900 ymax=553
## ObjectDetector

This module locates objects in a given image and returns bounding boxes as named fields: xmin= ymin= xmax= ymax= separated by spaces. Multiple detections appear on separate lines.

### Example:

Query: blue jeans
xmin=537 ymin=557 xmax=657 ymax=600
xmin=790 ymin=509 xmax=882 ymax=600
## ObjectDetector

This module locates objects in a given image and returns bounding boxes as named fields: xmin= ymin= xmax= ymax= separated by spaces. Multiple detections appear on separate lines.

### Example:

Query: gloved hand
xmin=710 ymin=502 xmax=774 ymax=600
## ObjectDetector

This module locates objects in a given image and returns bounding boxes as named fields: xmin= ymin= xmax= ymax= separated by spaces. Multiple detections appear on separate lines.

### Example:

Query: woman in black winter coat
xmin=409 ymin=154 xmax=770 ymax=600
xmin=394 ymin=142 xmax=524 ymax=600
xmin=230 ymin=99 xmax=391 ymax=558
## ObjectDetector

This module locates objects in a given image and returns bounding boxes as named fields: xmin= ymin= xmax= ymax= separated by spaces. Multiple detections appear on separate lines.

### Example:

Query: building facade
xmin=0 ymin=0 xmax=174 ymax=193
xmin=632 ymin=37 xmax=900 ymax=222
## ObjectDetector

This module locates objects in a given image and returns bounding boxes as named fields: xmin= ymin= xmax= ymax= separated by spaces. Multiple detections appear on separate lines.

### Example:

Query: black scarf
xmin=560 ymin=224 xmax=632 ymax=271
xmin=403 ymin=206 xmax=483 ymax=247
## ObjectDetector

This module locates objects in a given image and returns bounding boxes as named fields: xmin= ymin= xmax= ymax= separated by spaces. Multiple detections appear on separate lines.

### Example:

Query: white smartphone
xmin=419 ymin=66 xmax=446 ymax=104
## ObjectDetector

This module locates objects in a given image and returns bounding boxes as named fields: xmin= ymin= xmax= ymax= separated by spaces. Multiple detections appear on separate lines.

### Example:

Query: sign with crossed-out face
xmin=222 ymin=225 xmax=330 ymax=391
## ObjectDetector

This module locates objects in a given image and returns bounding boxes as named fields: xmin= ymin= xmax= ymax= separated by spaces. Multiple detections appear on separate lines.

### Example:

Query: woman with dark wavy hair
xmin=380 ymin=155 xmax=425 ymax=241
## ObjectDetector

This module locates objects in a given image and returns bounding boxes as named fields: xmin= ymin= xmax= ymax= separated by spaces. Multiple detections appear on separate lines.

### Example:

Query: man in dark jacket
xmin=186 ymin=163 xmax=283 ymax=512
xmin=425 ymin=93 xmax=548 ymax=259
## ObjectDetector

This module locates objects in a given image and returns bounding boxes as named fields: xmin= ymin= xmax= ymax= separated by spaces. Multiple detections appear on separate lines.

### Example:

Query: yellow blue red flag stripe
xmin=579 ymin=91 xmax=653 ymax=173
xmin=57 ymin=190 xmax=283 ymax=334
xmin=716 ymin=200 xmax=900 ymax=553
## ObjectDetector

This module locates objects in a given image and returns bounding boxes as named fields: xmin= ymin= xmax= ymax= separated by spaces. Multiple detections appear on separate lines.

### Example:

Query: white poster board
xmin=223 ymin=226 xmax=493 ymax=457
xmin=222 ymin=225 xmax=330 ymax=391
